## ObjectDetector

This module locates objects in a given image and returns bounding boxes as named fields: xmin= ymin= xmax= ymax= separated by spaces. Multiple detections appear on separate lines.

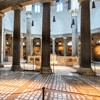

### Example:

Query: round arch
xmin=0 ymin=0 xmax=39 ymax=13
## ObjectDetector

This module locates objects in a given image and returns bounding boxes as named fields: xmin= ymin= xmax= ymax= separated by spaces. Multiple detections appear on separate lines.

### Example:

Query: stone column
xmin=0 ymin=12 xmax=4 ymax=67
xmin=41 ymin=2 xmax=52 ymax=74
xmin=40 ymin=38 xmax=42 ymax=55
xmin=20 ymin=37 xmax=23 ymax=59
xmin=2 ymin=19 xmax=5 ymax=62
xmin=11 ymin=5 xmax=22 ymax=71
xmin=2 ymin=31 xmax=5 ymax=61
xmin=52 ymin=38 xmax=55 ymax=54
xmin=33 ymin=38 xmax=35 ymax=55
xmin=77 ymin=0 xmax=95 ymax=75
xmin=92 ymin=38 xmax=96 ymax=61
xmin=26 ymin=11 xmax=32 ymax=58
xmin=63 ymin=37 xmax=67 ymax=56
xmin=71 ymin=11 xmax=78 ymax=56
xmin=31 ymin=38 xmax=33 ymax=55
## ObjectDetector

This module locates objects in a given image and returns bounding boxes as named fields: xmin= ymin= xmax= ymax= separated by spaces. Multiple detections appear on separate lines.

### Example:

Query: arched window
xmin=35 ymin=4 xmax=40 ymax=13
xmin=57 ymin=3 xmax=63 ymax=12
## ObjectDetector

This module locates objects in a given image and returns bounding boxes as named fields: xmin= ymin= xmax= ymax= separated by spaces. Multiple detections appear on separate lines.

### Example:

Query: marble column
xmin=2 ymin=20 xmax=5 ymax=62
xmin=72 ymin=14 xmax=78 ymax=56
xmin=77 ymin=0 xmax=95 ymax=75
xmin=52 ymin=38 xmax=55 ymax=54
xmin=26 ymin=11 xmax=32 ymax=58
xmin=11 ymin=5 xmax=22 ymax=71
xmin=0 ymin=12 xmax=4 ymax=67
xmin=63 ymin=37 xmax=67 ymax=56
xmin=3 ymin=31 xmax=5 ymax=61
xmin=41 ymin=2 xmax=52 ymax=74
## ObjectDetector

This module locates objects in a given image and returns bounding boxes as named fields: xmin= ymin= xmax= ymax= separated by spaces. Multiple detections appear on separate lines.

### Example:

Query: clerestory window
xmin=35 ymin=4 xmax=40 ymax=13
xmin=57 ymin=3 xmax=63 ymax=12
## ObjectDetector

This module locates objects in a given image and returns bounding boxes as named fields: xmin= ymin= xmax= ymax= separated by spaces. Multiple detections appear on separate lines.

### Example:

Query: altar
xmin=28 ymin=54 xmax=79 ymax=66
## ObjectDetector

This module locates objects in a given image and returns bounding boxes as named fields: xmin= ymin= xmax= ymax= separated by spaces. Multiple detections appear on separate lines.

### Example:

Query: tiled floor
xmin=0 ymin=62 xmax=99 ymax=100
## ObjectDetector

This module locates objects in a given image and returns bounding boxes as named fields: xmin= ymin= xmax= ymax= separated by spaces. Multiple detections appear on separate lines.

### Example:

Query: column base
xmin=11 ymin=65 xmax=22 ymax=71
xmin=0 ymin=63 xmax=4 ymax=68
xmin=41 ymin=67 xmax=52 ymax=74
xmin=77 ymin=67 xmax=96 ymax=76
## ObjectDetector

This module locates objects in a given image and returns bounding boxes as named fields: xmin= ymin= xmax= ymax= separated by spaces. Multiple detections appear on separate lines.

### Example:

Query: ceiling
xmin=0 ymin=0 xmax=69 ymax=12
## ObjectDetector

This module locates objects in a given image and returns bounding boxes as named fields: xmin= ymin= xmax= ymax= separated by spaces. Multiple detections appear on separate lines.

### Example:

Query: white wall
xmin=51 ymin=4 xmax=72 ymax=35
xmin=3 ymin=1 xmax=100 ymax=35
xmin=3 ymin=11 xmax=14 ymax=32
xmin=90 ymin=1 xmax=100 ymax=30
xmin=31 ymin=4 xmax=43 ymax=35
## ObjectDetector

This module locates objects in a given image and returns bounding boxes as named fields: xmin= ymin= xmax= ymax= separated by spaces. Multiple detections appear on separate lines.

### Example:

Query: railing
xmin=2 ymin=87 xmax=100 ymax=100
xmin=28 ymin=55 xmax=79 ymax=66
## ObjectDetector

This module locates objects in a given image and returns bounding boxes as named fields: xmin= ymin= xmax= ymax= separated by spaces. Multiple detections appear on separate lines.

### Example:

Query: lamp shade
xmin=71 ymin=19 xmax=75 ymax=28
xmin=32 ymin=20 xmax=34 ymax=26
xmin=92 ymin=1 xmax=96 ymax=9
xmin=56 ymin=0 xmax=59 ymax=3
xmin=53 ymin=16 xmax=56 ymax=22
xmin=72 ymin=19 xmax=75 ymax=25
xmin=71 ymin=24 xmax=72 ymax=28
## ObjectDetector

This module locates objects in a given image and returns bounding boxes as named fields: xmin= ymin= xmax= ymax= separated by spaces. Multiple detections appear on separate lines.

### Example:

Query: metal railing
xmin=1 ymin=87 xmax=100 ymax=100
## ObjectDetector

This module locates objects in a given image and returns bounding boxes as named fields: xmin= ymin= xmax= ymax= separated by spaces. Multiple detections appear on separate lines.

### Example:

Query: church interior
xmin=0 ymin=0 xmax=100 ymax=99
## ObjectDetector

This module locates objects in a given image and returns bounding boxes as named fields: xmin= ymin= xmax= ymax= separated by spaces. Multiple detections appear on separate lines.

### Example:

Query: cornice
xmin=0 ymin=12 xmax=5 ymax=17
xmin=78 ymin=0 xmax=85 ymax=4
xmin=12 ymin=5 xmax=22 ymax=11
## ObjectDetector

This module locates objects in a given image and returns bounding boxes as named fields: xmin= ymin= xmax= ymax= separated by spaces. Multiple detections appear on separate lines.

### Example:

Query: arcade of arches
xmin=0 ymin=0 xmax=100 ymax=75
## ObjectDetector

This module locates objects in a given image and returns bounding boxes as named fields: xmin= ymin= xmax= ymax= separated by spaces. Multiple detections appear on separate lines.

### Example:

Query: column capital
xmin=12 ymin=5 xmax=22 ymax=11
xmin=52 ymin=38 xmax=55 ymax=40
xmin=71 ymin=9 xmax=79 ymax=16
xmin=31 ymin=37 xmax=34 ymax=39
xmin=21 ymin=36 xmax=24 ymax=38
xmin=21 ymin=7 xmax=26 ymax=11
xmin=40 ymin=0 xmax=52 ymax=4
xmin=0 ymin=12 xmax=5 ymax=17
xmin=63 ymin=37 xmax=67 ymax=40
xmin=26 ymin=11 xmax=32 ymax=18
xmin=78 ymin=0 xmax=85 ymax=4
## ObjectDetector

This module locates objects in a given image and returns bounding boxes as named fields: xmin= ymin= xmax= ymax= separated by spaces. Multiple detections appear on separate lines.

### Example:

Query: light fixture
xmin=32 ymin=20 xmax=34 ymax=26
xmin=59 ymin=42 xmax=62 ymax=45
xmin=67 ymin=41 xmax=72 ymax=46
xmin=98 ymin=40 xmax=100 ymax=43
xmin=23 ymin=42 xmax=25 ymax=46
xmin=72 ymin=19 xmax=75 ymax=25
xmin=96 ymin=40 xmax=100 ymax=44
xmin=56 ymin=0 xmax=59 ymax=3
xmin=53 ymin=16 xmax=56 ymax=22
xmin=92 ymin=1 xmax=96 ymax=9
xmin=6 ymin=41 xmax=9 ymax=45
xmin=71 ymin=24 xmax=72 ymax=28
xmin=68 ymin=0 xmax=71 ymax=10
xmin=71 ymin=19 xmax=75 ymax=28
xmin=58 ymin=41 xmax=62 ymax=45
xmin=36 ymin=42 xmax=40 ymax=45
